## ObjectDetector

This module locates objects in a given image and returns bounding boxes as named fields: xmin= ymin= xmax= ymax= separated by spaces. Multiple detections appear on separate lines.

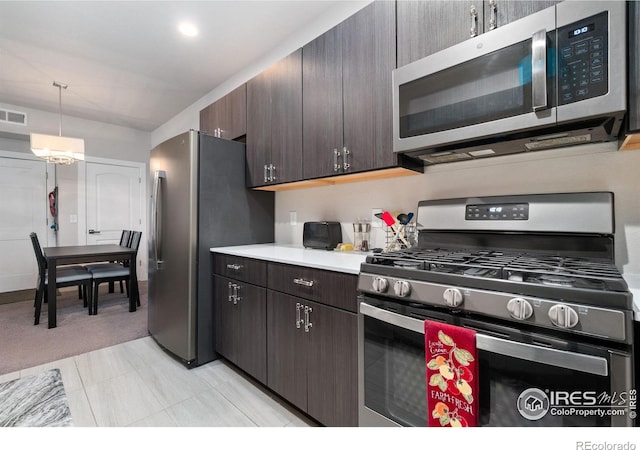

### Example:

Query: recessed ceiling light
xmin=178 ymin=22 xmax=198 ymax=37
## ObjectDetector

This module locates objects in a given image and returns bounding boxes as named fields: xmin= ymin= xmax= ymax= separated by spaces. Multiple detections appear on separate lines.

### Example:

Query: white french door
xmin=0 ymin=155 xmax=48 ymax=292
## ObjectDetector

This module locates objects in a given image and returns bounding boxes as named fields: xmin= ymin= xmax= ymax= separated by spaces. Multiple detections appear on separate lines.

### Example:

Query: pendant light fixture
xmin=30 ymin=81 xmax=85 ymax=164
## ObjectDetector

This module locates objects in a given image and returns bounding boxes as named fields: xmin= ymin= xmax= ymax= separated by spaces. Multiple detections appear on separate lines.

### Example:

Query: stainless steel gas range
xmin=358 ymin=192 xmax=635 ymax=427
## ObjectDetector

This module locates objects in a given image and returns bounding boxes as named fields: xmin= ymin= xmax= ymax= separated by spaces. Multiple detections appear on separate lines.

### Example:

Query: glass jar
xmin=353 ymin=221 xmax=372 ymax=252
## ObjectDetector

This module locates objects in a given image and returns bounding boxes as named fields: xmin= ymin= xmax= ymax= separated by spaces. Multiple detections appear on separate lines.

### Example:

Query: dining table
xmin=43 ymin=244 xmax=139 ymax=329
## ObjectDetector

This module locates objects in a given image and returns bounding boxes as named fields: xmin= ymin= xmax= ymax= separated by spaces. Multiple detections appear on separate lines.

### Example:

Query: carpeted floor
xmin=0 ymin=281 xmax=148 ymax=375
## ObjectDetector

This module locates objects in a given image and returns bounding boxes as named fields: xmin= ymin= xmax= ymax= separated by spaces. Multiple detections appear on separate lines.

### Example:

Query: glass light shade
xmin=30 ymin=133 xmax=85 ymax=165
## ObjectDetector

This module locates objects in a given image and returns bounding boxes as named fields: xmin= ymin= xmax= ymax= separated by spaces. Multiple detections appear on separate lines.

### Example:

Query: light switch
xmin=69 ymin=214 xmax=78 ymax=224
xmin=371 ymin=208 xmax=382 ymax=228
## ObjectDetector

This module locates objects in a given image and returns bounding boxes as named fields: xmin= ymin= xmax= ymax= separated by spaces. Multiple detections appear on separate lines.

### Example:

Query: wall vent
xmin=0 ymin=108 xmax=27 ymax=126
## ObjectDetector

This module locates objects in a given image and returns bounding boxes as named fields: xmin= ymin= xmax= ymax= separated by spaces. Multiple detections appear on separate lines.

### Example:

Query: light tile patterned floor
xmin=3 ymin=336 xmax=317 ymax=427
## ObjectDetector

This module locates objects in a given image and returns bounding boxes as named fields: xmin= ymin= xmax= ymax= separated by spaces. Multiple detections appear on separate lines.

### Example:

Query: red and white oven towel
xmin=425 ymin=320 xmax=478 ymax=427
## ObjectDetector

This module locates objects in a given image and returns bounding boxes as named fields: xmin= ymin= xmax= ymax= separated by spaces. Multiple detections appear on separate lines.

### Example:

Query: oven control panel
xmin=466 ymin=203 xmax=529 ymax=220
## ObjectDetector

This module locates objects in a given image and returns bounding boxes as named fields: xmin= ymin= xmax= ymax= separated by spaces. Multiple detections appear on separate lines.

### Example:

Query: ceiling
xmin=0 ymin=1 xmax=365 ymax=132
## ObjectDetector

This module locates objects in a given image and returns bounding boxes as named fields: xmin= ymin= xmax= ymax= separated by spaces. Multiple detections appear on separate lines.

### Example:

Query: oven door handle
xmin=359 ymin=302 xmax=609 ymax=376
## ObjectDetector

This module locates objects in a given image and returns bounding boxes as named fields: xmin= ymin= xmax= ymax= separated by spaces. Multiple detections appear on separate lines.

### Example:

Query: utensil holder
xmin=383 ymin=221 xmax=416 ymax=252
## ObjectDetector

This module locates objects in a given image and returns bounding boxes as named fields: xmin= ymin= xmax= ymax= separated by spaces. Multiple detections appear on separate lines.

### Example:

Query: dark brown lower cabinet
xmin=267 ymin=290 xmax=358 ymax=427
xmin=213 ymin=275 xmax=267 ymax=385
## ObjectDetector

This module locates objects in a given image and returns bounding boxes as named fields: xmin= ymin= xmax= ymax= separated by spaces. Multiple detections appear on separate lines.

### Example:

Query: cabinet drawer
xmin=267 ymin=262 xmax=358 ymax=313
xmin=213 ymin=254 xmax=267 ymax=286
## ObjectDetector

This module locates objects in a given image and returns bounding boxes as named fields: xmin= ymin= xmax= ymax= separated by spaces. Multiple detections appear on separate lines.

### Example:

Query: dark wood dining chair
xmin=30 ymin=232 xmax=93 ymax=325
xmin=89 ymin=230 xmax=142 ymax=314
xmin=84 ymin=229 xmax=131 ymax=293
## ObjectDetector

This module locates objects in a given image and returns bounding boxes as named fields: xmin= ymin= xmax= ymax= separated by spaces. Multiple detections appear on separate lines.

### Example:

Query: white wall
xmin=275 ymin=144 xmax=640 ymax=274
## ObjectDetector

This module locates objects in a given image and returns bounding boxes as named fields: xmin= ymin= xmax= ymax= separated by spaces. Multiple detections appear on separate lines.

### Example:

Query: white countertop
xmin=210 ymin=243 xmax=368 ymax=275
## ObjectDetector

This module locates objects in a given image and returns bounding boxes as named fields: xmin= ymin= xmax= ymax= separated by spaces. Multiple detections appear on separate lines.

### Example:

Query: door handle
xmin=152 ymin=170 xmax=166 ymax=269
xmin=88 ymin=229 xmax=101 ymax=234
xmin=531 ymin=29 xmax=548 ymax=112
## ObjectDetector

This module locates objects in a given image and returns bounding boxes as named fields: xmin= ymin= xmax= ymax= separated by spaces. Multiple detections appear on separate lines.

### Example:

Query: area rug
xmin=0 ymin=368 xmax=72 ymax=426
xmin=0 ymin=281 xmax=148 ymax=375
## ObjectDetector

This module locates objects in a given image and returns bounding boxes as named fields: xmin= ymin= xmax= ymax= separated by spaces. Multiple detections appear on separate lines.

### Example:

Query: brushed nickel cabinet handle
xmin=304 ymin=306 xmax=313 ymax=333
xmin=296 ymin=302 xmax=302 ymax=328
xmin=470 ymin=5 xmax=478 ymax=37
xmin=226 ymin=263 xmax=242 ymax=271
xmin=293 ymin=278 xmax=314 ymax=287
xmin=343 ymin=146 xmax=350 ymax=170
xmin=333 ymin=148 xmax=341 ymax=172
xmin=489 ymin=0 xmax=498 ymax=30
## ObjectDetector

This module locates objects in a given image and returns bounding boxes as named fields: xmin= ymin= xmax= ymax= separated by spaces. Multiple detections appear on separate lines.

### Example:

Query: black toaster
xmin=303 ymin=222 xmax=342 ymax=250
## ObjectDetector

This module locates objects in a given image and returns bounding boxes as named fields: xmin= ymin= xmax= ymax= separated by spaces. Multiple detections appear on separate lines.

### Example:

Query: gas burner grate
xmin=366 ymin=247 xmax=628 ymax=291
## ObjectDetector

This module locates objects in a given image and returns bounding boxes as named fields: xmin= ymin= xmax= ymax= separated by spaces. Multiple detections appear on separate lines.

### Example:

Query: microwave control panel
xmin=557 ymin=12 xmax=608 ymax=105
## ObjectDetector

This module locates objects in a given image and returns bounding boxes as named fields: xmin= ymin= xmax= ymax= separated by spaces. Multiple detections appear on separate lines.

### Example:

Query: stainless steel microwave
xmin=393 ymin=1 xmax=627 ymax=165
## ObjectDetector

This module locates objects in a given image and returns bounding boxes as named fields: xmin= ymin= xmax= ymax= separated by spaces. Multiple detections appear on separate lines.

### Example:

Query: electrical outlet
xmin=371 ymin=208 xmax=383 ymax=228
xmin=289 ymin=211 xmax=297 ymax=226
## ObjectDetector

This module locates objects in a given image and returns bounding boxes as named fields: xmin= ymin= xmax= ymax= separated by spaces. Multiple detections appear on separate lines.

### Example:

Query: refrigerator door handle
xmin=152 ymin=170 xmax=166 ymax=270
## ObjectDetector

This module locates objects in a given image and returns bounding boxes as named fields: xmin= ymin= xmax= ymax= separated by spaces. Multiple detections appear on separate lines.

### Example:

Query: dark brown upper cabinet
xmin=246 ymin=50 xmax=303 ymax=188
xmin=303 ymin=0 xmax=397 ymax=179
xmin=397 ymin=0 xmax=559 ymax=67
xmin=199 ymin=84 xmax=247 ymax=140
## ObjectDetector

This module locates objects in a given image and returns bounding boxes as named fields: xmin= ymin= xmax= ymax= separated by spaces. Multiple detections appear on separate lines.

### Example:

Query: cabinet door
xmin=271 ymin=49 xmax=303 ymax=184
xmin=213 ymin=275 xmax=237 ymax=364
xmin=199 ymin=102 xmax=219 ymax=136
xmin=306 ymin=301 xmax=358 ymax=427
xmin=267 ymin=290 xmax=308 ymax=411
xmin=342 ymin=0 xmax=396 ymax=171
xmin=236 ymin=282 xmax=267 ymax=385
xmin=247 ymin=71 xmax=272 ymax=187
xmin=219 ymin=84 xmax=247 ymax=140
xmin=397 ymin=1 xmax=481 ymax=67
xmin=485 ymin=0 xmax=559 ymax=32
xmin=302 ymin=25 xmax=344 ymax=179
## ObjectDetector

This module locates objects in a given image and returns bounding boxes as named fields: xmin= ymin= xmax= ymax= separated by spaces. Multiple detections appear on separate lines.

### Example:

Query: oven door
xmin=359 ymin=299 xmax=634 ymax=427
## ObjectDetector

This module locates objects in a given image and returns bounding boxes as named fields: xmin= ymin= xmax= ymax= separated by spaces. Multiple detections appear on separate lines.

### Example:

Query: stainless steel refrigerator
xmin=148 ymin=130 xmax=274 ymax=367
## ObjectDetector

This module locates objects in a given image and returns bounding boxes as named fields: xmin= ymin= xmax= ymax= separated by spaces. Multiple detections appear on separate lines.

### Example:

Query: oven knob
xmin=372 ymin=277 xmax=389 ymax=293
xmin=393 ymin=280 xmax=411 ymax=297
xmin=548 ymin=304 xmax=579 ymax=329
xmin=507 ymin=297 xmax=533 ymax=320
xmin=443 ymin=288 xmax=463 ymax=307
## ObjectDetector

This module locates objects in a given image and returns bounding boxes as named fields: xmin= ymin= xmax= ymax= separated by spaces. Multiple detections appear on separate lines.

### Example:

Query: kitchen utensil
xmin=406 ymin=212 xmax=414 ymax=223
xmin=397 ymin=213 xmax=409 ymax=225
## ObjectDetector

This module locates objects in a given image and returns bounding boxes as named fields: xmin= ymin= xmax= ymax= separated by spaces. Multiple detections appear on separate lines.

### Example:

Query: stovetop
xmin=365 ymin=248 xmax=628 ymax=292
xmin=361 ymin=247 xmax=632 ymax=311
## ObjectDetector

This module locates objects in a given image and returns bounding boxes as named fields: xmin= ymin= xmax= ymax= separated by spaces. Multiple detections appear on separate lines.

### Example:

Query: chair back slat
xmin=120 ymin=230 xmax=132 ymax=247
xmin=29 ymin=232 xmax=46 ymax=276
xmin=129 ymin=231 xmax=142 ymax=254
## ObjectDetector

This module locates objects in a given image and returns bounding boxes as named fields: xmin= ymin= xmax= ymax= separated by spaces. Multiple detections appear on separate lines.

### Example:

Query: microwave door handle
xmin=359 ymin=301 xmax=608 ymax=376
xmin=531 ymin=29 xmax=548 ymax=111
